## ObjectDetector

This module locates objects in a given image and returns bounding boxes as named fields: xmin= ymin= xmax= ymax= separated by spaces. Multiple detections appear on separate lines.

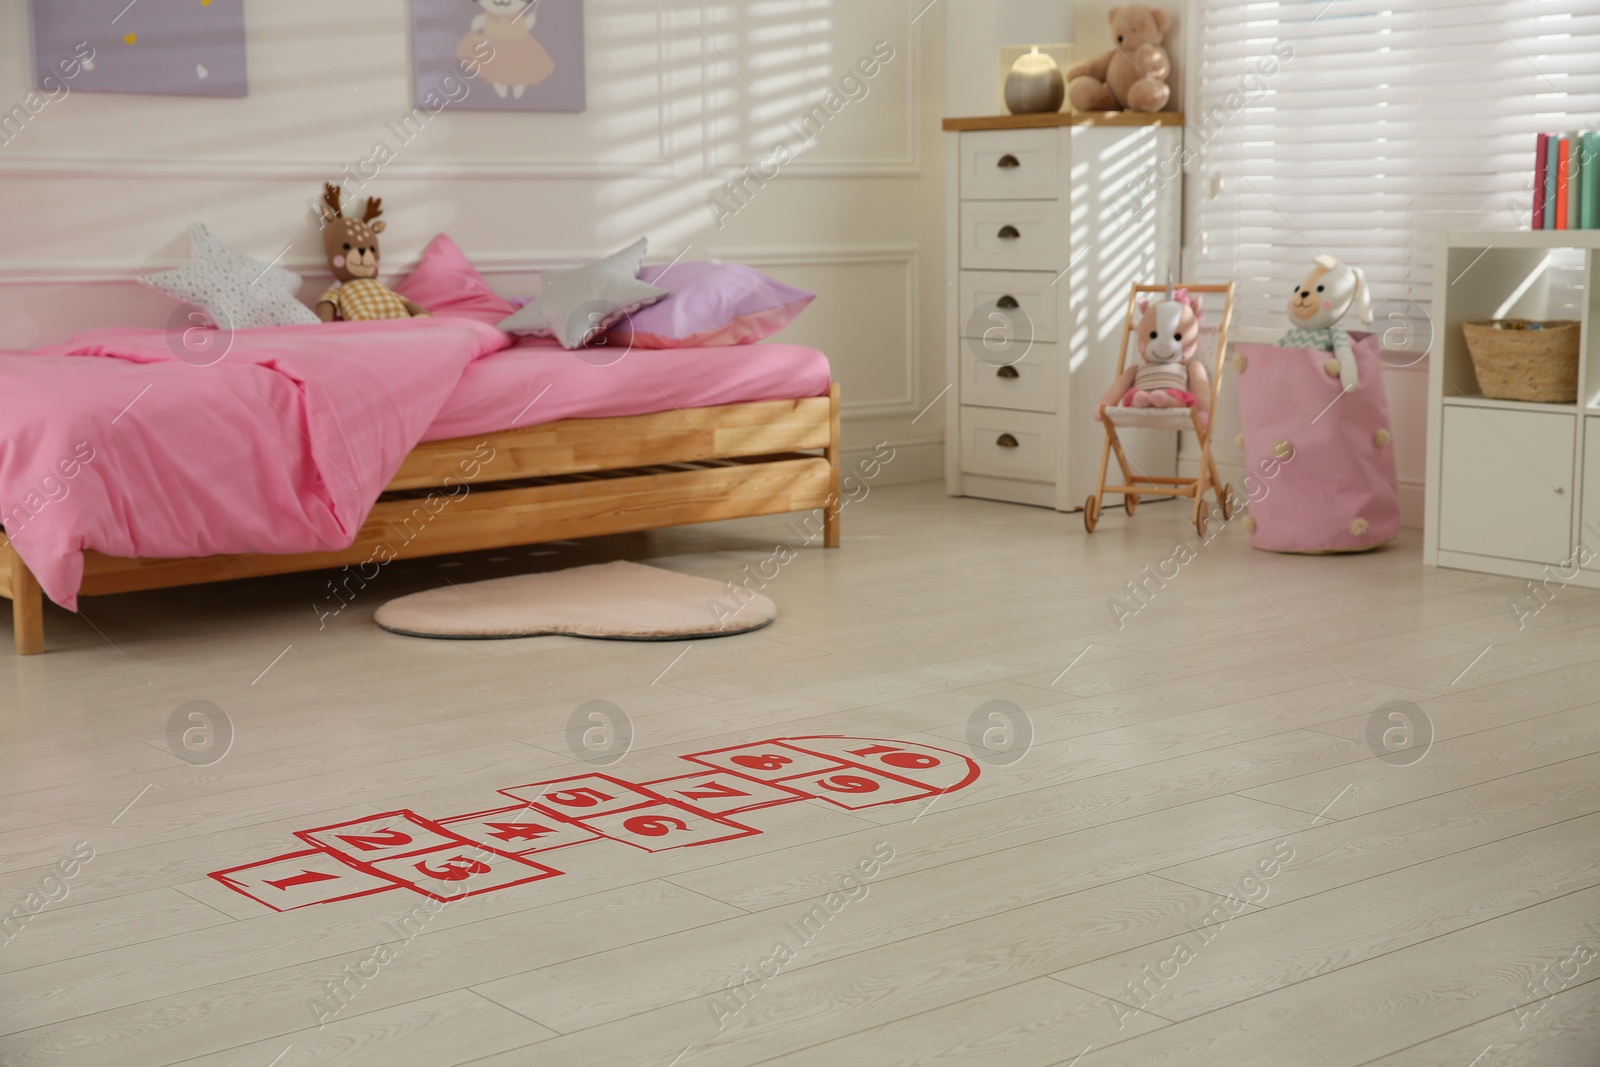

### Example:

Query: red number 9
xmin=414 ymin=855 xmax=491 ymax=881
xmin=732 ymin=754 xmax=792 ymax=771
xmin=816 ymin=775 xmax=879 ymax=794
xmin=623 ymin=815 xmax=689 ymax=837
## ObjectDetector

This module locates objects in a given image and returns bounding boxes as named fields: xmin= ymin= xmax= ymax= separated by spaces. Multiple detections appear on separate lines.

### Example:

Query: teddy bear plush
xmin=1066 ymin=5 xmax=1174 ymax=113
xmin=1097 ymin=289 xmax=1211 ymax=426
xmin=1278 ymin=254 xmax=1372 ymax=391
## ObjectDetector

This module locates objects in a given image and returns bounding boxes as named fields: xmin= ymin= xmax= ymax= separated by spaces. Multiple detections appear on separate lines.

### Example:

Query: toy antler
xmin=362 ymin=198 xmax=384 ymax=224
xmin=322 ymin=182 xmax=343 ymax=219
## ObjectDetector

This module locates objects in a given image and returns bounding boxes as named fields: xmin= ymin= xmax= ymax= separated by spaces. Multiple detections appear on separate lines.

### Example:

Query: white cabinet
xmin=1425 ymin=230 xmax=1600 ymax=586
xmin=943 ymin=114 xmax=1184 ymax=510
xmin=1585 ymin=418 xmax=1600 ymax=573
xmin=1438 ymin=407 xmax=1574 ymax=564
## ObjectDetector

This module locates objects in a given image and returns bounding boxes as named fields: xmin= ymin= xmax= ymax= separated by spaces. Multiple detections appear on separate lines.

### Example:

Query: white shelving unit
xmin=941 ymin=113 xmax=1184 ymax=511
xmin=1425 ymin=229 xmax=1600 ymax=585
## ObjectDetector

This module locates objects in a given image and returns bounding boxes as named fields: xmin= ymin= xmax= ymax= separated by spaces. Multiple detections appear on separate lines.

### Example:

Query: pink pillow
xmin=611 ymin=262 xmax=814 ymax=348
xmin=393 ymin=234 xmax=519 ymax=326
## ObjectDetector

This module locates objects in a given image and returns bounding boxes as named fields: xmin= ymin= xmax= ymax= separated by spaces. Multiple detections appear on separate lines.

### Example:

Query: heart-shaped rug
xmin=374 ymin=560 xmax=774 ymax=640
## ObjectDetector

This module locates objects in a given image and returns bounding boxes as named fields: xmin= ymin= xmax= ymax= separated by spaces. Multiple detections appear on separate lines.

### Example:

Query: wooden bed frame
xmin=1 ymin=382 xmax=841 ymax=655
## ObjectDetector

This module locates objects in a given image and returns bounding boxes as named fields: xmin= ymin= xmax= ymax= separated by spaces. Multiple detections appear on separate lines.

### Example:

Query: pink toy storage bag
xmin=1233 ymin=332 xmax=1400 ymax=553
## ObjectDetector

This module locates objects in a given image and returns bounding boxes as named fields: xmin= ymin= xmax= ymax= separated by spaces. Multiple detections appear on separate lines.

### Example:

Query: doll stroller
xmin=1084 ymin=281 xmax=1236 ymax=536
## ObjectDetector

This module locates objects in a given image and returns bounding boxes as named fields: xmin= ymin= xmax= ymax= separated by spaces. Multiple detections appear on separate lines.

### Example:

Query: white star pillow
xmin=143 ymin=223 xmax=321 ymax=329
xmin=498 ymin=239 xmax=670 ymax=349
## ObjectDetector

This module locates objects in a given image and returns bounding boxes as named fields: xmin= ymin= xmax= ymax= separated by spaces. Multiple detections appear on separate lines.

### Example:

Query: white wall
xmin=0 ymin=0 xmax=951 ymax=481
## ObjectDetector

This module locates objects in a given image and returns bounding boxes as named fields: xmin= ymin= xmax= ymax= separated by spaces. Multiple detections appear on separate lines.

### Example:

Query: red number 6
xmin=622 ymin=815 xmax=689 ymax=837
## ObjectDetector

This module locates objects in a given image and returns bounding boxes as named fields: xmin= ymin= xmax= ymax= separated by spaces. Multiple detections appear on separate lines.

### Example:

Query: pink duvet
xmin=425 ymin=338 xmax=832 ymax=442
xmin=0 ymin=319 xmax=511 ymax=609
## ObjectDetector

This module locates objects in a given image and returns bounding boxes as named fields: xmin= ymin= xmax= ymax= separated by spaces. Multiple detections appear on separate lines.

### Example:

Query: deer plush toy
xmin=1098 ymin=288 xmax=1210 ymax=426
xmin=1278 ymin=254 xmax=1372 ymax=390
xmin=315 ymin=183 xmax=430 ymax=322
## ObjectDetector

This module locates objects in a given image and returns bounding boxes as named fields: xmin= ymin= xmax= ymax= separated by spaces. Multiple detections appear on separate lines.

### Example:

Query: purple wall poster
xmin=29 ymin=0 xmax=248 ymax=98
xmin=412 ymin=0 xmax=586 ymax=113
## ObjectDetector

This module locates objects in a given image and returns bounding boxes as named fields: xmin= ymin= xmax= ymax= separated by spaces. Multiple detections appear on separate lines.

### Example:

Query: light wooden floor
xmin=2 ymin=482 xmax=1598 ymax=1067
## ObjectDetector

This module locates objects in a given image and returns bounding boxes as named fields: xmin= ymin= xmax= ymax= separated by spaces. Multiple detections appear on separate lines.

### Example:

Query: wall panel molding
xmin=0 ymin=245 xmax=923 ymax=422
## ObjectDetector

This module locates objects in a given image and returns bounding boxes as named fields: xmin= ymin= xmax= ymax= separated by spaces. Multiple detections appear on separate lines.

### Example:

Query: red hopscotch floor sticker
xmin=210 ymin=736 xmax=980 ymax=911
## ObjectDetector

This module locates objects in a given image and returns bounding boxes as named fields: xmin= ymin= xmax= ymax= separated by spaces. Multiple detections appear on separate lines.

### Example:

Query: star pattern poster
xmin=29 ymin=0 xmax=249 ymax=98
xmin=412 ymin=0 xmax=587 ymax=113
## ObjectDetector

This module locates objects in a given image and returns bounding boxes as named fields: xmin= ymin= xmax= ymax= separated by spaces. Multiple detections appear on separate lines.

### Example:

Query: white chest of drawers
xmin=943 ymin=113 xmax=1185 ymax=510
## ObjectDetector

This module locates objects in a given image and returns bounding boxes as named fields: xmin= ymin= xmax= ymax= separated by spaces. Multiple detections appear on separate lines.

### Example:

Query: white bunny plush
xmin=1279 ymin=255 xmax=1372 ymax=390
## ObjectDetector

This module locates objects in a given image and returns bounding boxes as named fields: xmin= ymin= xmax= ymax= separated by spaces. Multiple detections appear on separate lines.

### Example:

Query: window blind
xmin=1187 ymin=0 xmax=1600 ymax=340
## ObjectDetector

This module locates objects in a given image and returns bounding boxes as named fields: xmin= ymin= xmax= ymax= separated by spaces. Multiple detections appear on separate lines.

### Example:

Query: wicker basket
xmin=1461 ymin=319 xmax=1580 ymax=403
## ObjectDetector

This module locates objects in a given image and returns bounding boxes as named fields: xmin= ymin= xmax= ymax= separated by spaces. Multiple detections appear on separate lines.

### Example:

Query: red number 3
xmin=414 ymin=855 xmax=492 ymax=881
xmin=623 ymin=815 xmax=689 ymax=837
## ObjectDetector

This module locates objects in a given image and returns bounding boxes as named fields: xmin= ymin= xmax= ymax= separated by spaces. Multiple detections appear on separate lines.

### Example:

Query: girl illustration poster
xmin=412 ymin=0 xmax=586 ymax=112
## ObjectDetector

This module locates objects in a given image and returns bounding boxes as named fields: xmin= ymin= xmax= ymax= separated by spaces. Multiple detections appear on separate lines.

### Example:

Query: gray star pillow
xmin=144 ymin=223 xmax=320 ymax=329
xmin=499 ymin=239 xmax=669 ymax=349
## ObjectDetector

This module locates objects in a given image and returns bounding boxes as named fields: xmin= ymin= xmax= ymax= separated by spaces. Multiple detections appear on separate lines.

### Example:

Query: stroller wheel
xmin=1084 ymin=495 xmax=1100 ymax=532
xmin=1219 ymin=485 xmax=1235 ymax=520
xmin=1125 ymin=494 xmax=1140 ymax=515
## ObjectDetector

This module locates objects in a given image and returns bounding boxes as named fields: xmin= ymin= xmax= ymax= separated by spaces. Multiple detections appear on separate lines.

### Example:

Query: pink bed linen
xmin=1 ymin=319 xmax=510 ymax=609
xmin=423 ymin=339 xmax=832 ymax=441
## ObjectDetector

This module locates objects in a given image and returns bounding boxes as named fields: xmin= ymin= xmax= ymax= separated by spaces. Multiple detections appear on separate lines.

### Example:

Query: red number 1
xmin=263 ymin=869 xmax=339 ymax=892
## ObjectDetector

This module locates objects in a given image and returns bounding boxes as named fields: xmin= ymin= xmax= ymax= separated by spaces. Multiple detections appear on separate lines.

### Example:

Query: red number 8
xmin=732 ymin=754 xmax=792 ymax=771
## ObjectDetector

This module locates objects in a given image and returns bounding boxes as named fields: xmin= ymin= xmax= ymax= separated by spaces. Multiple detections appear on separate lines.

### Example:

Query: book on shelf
xmin=1545 ymin=134 xmax=1560 ymax=229
xmin=1533 ymin=130 xmax=1600 ymax=229
xmin=1534 ymin=132 xmax=1549 ymax=229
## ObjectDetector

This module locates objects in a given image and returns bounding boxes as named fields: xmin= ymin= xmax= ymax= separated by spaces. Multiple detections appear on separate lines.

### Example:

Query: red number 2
xmin=334 ymin=829 xmax=414 ymax=852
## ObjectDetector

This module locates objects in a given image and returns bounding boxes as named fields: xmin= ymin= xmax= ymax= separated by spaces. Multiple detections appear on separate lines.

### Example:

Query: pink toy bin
xmin=1232 ymin=332 xmax=1400 ymax=554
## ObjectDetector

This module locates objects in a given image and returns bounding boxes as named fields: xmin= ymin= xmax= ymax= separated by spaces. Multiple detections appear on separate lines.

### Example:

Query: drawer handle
xmin=997 ymin=365 xmax=1020 ymax=379
xmin=997 ymin=225 xmax=1021 ymax=240
xmin=997 ymin=295 xmax=1020 ymax=309
xmin=996 ymin=433 xmax=1020 ymax=448
xmin=997 ymin=154 xmax=1021 ymax=169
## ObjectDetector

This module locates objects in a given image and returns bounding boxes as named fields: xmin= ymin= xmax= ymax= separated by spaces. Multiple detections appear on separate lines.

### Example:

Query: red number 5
xmin=414 ymin=855 xmax=492 ymax=881
xmin=545 ymin=788 xmax=614 ymax=807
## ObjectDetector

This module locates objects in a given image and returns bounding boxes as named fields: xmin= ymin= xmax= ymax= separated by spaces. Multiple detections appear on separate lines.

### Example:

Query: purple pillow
xmin=610 ymin=262 xmax=814 ymax=348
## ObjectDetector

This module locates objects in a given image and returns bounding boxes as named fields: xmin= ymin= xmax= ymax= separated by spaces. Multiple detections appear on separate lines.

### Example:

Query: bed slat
xmin=389 ymin=394 xmax=832 ymax=490
xmin=74 ymin=456 xmax=833 ymax=596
